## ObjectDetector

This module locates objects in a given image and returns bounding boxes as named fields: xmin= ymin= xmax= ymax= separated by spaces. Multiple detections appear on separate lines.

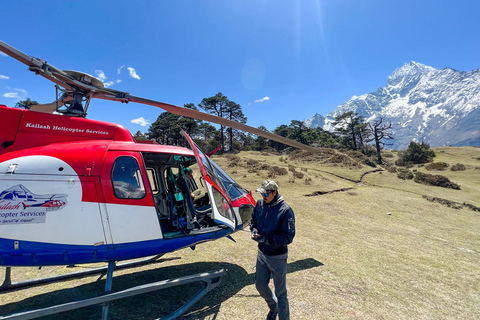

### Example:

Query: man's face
xmin=262 ymin=190 xmax=276 ymax=204
xmin=185 ymin=172 xmax=193 ymax=179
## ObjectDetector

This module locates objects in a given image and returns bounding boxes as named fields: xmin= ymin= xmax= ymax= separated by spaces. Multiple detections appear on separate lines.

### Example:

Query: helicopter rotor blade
xmin=0 ymin=40 xmax=76 ymax=91
xmin=0 ymin=40 xmax=320 ymax=154
xmin=0 ymin=40 xmax=122 ymax=96
xmin=93 ymin=92 xmax=321 ymax=154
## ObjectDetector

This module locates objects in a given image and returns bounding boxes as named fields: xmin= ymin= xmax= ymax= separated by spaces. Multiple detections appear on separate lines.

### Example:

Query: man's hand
xmin=251 ymin=228 xmax=266 ymax=243
xmin=251 ymin=228 xmax=259 ymax=239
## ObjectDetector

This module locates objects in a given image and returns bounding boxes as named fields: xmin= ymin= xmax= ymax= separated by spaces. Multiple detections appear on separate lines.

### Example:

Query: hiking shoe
xmin=266 ymin=309 xmax=278 ymax=320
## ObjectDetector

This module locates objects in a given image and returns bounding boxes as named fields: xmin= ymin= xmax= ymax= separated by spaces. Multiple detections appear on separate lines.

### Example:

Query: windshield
xmin=188 ymin=139 xmax=227 ymax=194
xmin=210 ymin=158 xmax=247 ymax=201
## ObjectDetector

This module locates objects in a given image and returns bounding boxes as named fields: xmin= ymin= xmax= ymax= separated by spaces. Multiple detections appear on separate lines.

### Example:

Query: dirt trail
xmin=305 ymin=168 xmax=383 ymax=196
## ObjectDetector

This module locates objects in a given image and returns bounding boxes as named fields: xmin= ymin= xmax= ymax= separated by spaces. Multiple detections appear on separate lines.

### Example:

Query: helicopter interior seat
xmin=148 ymin=167 xmax=169 ymax=218
xmin=166 ymin=167 xmax=192 ymax=227
xmin=177 ymin=165 xmax=212 ymax=220
xmin=153 ymin=188 xmax=169 ymax=218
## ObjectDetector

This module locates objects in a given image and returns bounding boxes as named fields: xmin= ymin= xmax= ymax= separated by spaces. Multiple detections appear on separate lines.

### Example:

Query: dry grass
xmin=1 ymin=147 xmax=479 ymax=319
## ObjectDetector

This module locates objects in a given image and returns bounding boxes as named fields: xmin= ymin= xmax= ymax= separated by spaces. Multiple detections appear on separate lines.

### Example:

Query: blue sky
xmin=1 ymin=0 xmax=479 ymax=134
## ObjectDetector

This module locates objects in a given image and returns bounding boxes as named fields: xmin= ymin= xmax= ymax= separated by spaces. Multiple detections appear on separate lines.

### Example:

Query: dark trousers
xmin=255 ymin=250 xmax=289 ymax=320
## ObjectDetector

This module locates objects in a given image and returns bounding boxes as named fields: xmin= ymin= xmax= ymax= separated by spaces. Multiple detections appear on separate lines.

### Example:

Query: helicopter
xmin=0 ymin=40 xmax=318 ymax=319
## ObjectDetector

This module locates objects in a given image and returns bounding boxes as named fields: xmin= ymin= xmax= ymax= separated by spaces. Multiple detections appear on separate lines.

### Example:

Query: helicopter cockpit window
xmin=112 ymin=156 xmax=146 ymax=199
xmin=210 ymin=159 xmax=247 ymax=201
xmin=189 ymin=140 xmax=227 ymax=195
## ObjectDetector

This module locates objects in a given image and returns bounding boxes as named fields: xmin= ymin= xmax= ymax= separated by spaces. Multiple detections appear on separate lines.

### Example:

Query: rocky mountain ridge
xmin=305 ymin=62 xmax=480 ymax=150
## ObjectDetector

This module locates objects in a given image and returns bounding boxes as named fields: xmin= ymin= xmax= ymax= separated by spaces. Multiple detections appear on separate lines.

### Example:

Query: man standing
xmin=251 ymin=179 xmax=295 ymax=320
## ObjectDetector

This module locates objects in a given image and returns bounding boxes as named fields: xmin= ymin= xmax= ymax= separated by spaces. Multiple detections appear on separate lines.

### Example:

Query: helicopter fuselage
xmin=0 ymin=105 xmax=255 ymax=267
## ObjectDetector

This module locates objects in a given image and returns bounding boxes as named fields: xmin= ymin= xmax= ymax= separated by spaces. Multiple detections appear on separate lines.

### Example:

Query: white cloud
xmin=95 ymin=70 xmax=107 ymax=82
xmin=128 ymin=67 xmax=141 ymax=80
xmin=0 ymin=75 xmax=9 ymax=80
xmin=117 ymin=65 xmax=125 ymax=74
xmin=3 ymin=88 xmax=28 ymax=99
xmin=103 ymin=79 xmax=122 ymax=88
xmin=255 ymin=96 xmax=270 ymax=103
xmin=14 ymin=88 xmax=27 ymax=95
xmin=131 ymin=117 xmax=150 ymax=127
xmin=0 ymin=52 xmax=7 ymax=57
xmin=3 ymin=92 xmax=19 ymax=98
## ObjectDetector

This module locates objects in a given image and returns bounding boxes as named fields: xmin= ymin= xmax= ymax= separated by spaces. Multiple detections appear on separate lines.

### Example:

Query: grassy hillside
xmin=1 ymin=147 xmax=479 ymax=319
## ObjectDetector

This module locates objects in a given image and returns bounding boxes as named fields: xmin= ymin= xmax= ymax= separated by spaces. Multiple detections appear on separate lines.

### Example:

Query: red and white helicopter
xmin=0 ymin=40 xmax=318 ymax=319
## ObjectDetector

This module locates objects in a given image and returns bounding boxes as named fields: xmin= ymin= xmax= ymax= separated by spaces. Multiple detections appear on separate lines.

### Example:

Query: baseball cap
xmin=255 ymin=179 xmax=278 ymax=194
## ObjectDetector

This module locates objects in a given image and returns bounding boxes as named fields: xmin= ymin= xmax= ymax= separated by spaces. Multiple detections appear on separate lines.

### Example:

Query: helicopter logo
xmin=0 ymin=184 xmax=67 ymax=225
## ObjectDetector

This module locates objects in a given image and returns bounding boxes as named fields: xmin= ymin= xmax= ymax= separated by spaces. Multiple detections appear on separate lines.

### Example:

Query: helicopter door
xmin=180 ymin=131 xmax=235 ymax=230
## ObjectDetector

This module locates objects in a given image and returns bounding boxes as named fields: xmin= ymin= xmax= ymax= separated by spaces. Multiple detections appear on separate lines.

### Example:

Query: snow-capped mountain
xmin=303 ymin=113 xmax=325 ymax=128
xmin=304 ymin=62 xmax=480 ymax=150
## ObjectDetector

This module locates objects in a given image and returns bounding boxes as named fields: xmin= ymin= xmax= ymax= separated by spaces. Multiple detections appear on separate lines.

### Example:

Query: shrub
xmin=326 ymin=154 xmax=360 ymax=167
xmin=226 ymin=154 xmax=241 ymax=167
xmin=425 ymin=162 xmax=449 ymax=171
xmin=260 ymin=163 xmax=271 ymax=170
xmin=293 ymin=171 xmax=304 ymax=179
xmin=395 ymin=157 xmax=411 ymax=167
xmin=450 ymin=163 xmax=466 ymax=171
xmin=397 ymin=168 xmax=413 ymax=180
xmin=386 ymin=166 xmax=397 ymax=173
xmin=269 ymin=166 xmax=288 ymax=177
xmin=414 ymin=172 xmax=460 ymax=190
xmin=399 ymin=141 xmax=435 ymax=165
xmin=288 ymin=149 xmax=335 ymax=162
xmin=247 ymin=159 xmax=260 ymax=167
xmin=346 ymin=150 xmax=376 ymax=167
xmin=305 ymin=177 xmax=312 ymax=185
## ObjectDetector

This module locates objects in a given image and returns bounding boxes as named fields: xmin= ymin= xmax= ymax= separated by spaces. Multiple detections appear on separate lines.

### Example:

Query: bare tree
xmin=366 ymin=117 xmax=394 ymax=164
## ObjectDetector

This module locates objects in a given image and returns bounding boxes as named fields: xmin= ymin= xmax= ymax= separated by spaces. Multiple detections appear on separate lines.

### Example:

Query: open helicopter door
xmin=181 ymin=131 xmax=236 ymax=230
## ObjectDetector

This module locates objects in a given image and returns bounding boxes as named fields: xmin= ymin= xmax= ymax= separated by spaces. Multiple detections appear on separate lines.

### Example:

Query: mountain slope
xmin=305 ymin=62 xmax=480 ymax=150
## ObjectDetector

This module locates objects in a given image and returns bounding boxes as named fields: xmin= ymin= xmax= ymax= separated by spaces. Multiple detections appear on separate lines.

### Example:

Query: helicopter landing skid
xmin=0 ymin=267 xmax=227 ymax=320
xmin=0 ymin=254 xmax=164 ymax=292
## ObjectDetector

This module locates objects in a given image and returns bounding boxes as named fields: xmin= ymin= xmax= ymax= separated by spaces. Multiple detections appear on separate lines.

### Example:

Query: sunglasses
xmin=261 ymin=191 xmax=273 ymax=197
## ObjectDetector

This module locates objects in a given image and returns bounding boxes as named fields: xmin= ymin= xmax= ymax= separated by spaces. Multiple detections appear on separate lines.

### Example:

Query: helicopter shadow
xmin=0 ymin=258 xmax=323 ymax=320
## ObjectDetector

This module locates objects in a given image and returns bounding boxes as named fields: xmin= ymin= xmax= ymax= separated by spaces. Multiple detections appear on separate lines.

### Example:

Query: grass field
xmin=1 ymin=147 xmax=479 ymax=319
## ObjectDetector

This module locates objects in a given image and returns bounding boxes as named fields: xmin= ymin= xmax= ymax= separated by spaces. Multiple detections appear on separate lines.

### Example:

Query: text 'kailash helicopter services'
xmin=0 ymin=40 xmax=319 ymax=319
